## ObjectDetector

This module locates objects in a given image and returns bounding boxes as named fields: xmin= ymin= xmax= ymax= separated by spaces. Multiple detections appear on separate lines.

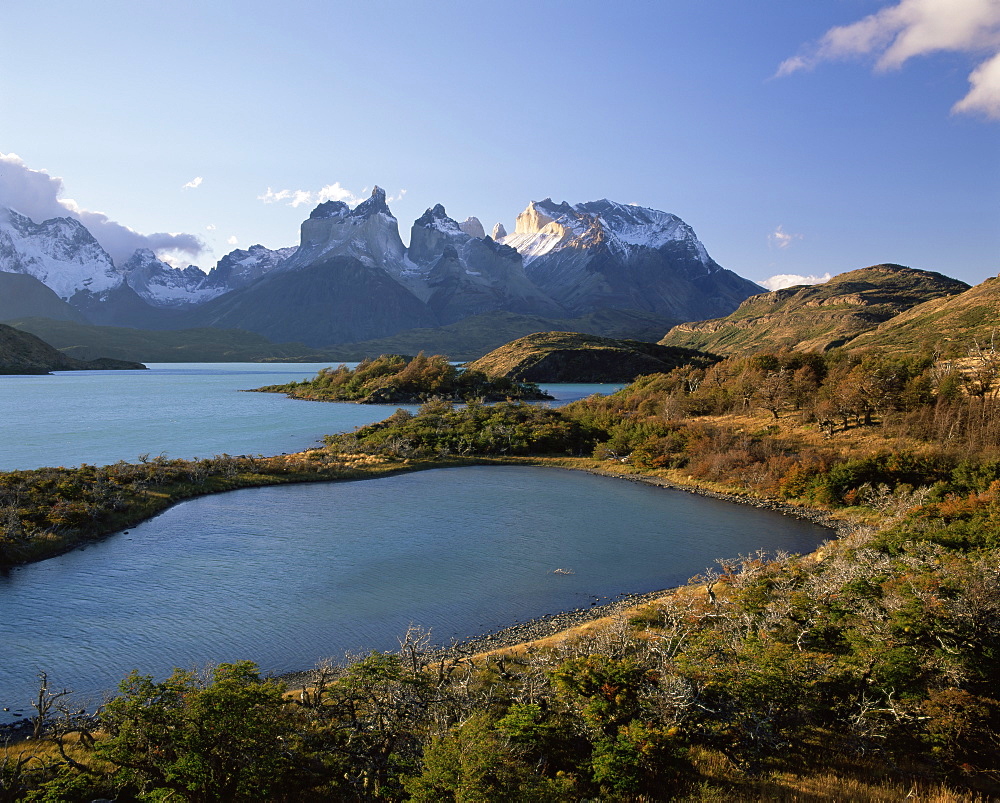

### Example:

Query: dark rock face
xmin=188 ymin=255 xmax=439 ymax=347
xmin=410 ymin=204 xmax=565 ymax=324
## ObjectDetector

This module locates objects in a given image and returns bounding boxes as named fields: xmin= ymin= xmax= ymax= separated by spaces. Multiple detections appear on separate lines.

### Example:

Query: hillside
xmin=4 ymin=317 xmax=336 ymax=363
xmin=323 ymin=309 xmax=681 ymax=362
xmin=0 ymin=271 xmax=85 ymax=322
xmin=467 ymin=331 xmax=719 ymax=382
xmin=0 ymin=323 xmax=144 ymax=373
xmin=658 ymin=264 xmax=968 ymax=355
xmin=848 ymin=273 xmax=1000 ymax=356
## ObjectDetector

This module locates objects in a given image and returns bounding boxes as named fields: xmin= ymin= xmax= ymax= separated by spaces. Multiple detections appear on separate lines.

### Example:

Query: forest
xmin=2 ymin=345 xmax=999 ymax=800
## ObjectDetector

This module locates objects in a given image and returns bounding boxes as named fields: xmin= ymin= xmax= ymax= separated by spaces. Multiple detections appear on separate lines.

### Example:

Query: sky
xmin=0 ymin=0 xmax=997 ymax=289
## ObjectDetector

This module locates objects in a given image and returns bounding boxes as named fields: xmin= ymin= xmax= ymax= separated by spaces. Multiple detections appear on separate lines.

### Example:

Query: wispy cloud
xmin=258 ymin=181 xmax=365 ymax=208
xmin=258 ymin=183 xmax=408 ymax=208
xmin=777 ymin=0 xmax=1000 ymax=119
xmin=226 ymin=235 xmax=239 ymax=246
xmin=760 ymin=273 xmax=832 ymax=291
xmin=182 ymin=176 xmax=203 ymax=190
xmin=0 ymin=152 xmax=204 ymax=265
xmin=769 ymin=225 xmax=803 ymax=249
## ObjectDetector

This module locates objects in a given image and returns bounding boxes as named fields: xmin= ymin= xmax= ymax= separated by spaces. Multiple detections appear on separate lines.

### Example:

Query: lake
xmin=0 ymin=364 xmax=827 ymax=718
xmin=0 ymin=465 xmax=830 ymax=714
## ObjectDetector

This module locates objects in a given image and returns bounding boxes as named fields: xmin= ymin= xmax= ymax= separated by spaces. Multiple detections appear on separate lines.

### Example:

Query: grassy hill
xmin=658 ymin=264 xmax=968 ymax=356
xmin=848 ymin=273 xmax=1000 ymax=356
xmin=467 ymin=331 xmax=719 ymax=382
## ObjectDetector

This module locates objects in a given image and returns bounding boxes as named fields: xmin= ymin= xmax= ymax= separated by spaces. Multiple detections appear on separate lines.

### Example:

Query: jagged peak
xmin=123 ymin=248 xmax=158 ymax=265
xmin=309 ymin=200 xmax=350 ymax=220
xmin=350 ymin=185 xmax=393 ymax=219
xmin=491 ymin=222 xmax=507 ymax=239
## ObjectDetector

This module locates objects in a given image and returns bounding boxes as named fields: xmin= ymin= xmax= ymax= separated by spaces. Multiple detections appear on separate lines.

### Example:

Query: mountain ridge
xmin=0 ymin=189 xmax=763 ymax=347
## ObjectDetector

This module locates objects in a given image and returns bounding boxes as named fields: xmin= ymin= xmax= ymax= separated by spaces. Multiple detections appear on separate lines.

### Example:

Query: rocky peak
xmin=408 ymin=204 xmax=468 ymax=266
xmin=350 ymin=185 xmax=392 ymax=219
xmin=459 ymin=217 xmax=486 ymax=239
xmin=283 ymin=186 xmax=405 ymax=273
xmin=491 ymin=222 xmax=507 ymax=240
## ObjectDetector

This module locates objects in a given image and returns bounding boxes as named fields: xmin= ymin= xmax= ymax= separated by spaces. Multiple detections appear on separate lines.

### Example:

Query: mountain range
xmin=0 ymin=190 xmax=763 ymax=347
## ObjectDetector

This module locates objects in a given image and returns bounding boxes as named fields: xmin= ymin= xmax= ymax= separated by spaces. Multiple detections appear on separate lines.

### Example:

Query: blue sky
xmin=0 ymin=0 xmax=997 ymax=288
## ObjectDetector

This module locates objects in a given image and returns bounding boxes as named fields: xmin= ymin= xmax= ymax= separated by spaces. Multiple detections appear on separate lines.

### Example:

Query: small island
xmin=247 ymin=352 xmax=552 ymax=403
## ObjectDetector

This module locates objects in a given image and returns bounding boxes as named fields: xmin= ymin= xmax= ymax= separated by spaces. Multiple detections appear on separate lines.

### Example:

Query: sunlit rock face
xmin=491 ymin=222 xmax=507 ymax=240
xmin=458 ymin=216 xmax=486 ymax=239
xmin=499 ymin=198 xmax=762 ymax=320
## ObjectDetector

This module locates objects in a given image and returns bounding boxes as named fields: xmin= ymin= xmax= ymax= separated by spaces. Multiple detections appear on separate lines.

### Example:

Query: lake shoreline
xmin=274 ymin=461 xmax=861 ymax=691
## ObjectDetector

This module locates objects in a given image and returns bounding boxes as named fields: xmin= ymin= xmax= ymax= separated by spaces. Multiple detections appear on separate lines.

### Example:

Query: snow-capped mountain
xmin=407 ymin=203 xmax=563 ymax=323
xmin=0 ymin=191 xmax=763 ymax=347
xmin=0 ymin=206 xmax=123 ymax=301
xmin=121 ymin=250 xmax=220 ymax=308
xmin=499 ymin=198 xmax=761 ymax=320
xmin=203 ymin=244 xmax=297 ymax=292
xmin=121 ymin=244 xmax=297 ymax=309
xmin=0 ymin=203 xmax=297 ymax=319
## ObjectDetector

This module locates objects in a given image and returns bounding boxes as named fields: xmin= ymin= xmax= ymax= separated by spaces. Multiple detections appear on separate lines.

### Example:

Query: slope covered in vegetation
xmin=659 ymin=265 xmax=969 ymax=356
xmin=849 ymin=273 xmax=1000 ymax=357
xmin=466 ymin=331 xmax=719 ymax=383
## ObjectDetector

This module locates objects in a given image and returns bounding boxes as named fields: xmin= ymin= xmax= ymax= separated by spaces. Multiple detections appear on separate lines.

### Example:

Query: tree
xmin=97 ymin=661 xmax=293 ymax=802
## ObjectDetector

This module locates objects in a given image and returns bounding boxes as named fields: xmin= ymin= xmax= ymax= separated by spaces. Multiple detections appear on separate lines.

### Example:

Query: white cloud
xmin=777 ymin=0 xmax=1000 ymax=119
xmin=769 ymin=225 xmax=803 ymax=249
xmin=952 ymin=49 xmax=1000 ymax=117
xmin=760 ymin=273 xmax=833 ymax=291
xmin=257 ymin=181 xmax=365 ymax=208
xmin=0 ymin=152 xmax=204 ymax=264
xmin=205 ymin=223 xmax=216 ymax=231
xmin=226 ymin=235 xmax=239 ymax=246
xmin=182 ymin=176 xmax=203 ymax=190
xmin=257 ymin=183 xmax=408 ymax=209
